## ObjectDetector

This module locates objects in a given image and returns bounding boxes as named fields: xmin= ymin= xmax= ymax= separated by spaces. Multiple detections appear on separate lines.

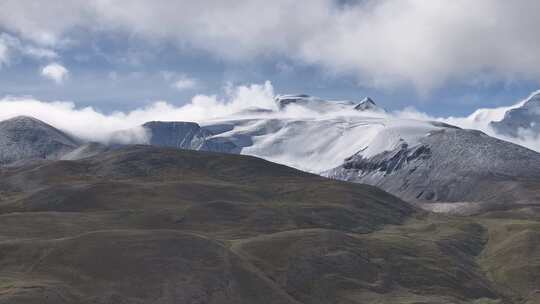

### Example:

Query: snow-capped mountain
xmin=1 ymin=95 xmax=539 ymax=214
xmin=325 ymin=127 xmax=540 ymax=214
xmin=197 ymin=115 xmax=442 ymax=173
xmin=491 ymin=90 xmax=540 ymax=137
xmin=134 ymin=95 xmax=540 ymax=213
xmin=140 ymin=95 xmax=425 ymax=172
xmin=0 ymin=116 xmax=79 ymax=165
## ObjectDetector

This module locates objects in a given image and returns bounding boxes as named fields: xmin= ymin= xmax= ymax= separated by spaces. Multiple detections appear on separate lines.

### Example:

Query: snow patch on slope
xmin=198 ymin=110 xmax=444 ymax=173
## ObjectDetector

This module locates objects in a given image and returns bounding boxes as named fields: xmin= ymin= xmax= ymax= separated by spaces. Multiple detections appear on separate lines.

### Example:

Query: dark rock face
xmin=144 ymin=121 xmax=211 ymax=149
xmin=143 ymin=121 xmax=240 ymax=153
xmin=0 ymin=116 xmax=79 ymax=165
xmin=343 ymin=142 xmax=431 ymax=175
xmin=491 ymin=91 xmax=540 ymax=137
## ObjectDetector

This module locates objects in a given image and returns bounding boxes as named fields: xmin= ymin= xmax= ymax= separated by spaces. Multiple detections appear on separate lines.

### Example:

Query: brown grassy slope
xmin=0 ymin=145 xmax=537 ymax=303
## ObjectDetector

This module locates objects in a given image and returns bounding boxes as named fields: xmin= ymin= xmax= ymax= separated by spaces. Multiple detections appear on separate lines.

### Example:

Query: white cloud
xmin=3 ymin=1 xmax=540 ymax=91
xmin=172 ymin=77 xmax=198 ymax=91
xmin=0 ymin=81 xmax=275 ymax=143
xmin=41 ymin=63 xmax=69 ymax=84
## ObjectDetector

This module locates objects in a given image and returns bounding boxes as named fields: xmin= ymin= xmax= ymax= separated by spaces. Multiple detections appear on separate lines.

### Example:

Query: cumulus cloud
xmin=41 ymin=62 xmax=69 ymax=84
xmin=3 ymin=1 xmax=540 ymax=91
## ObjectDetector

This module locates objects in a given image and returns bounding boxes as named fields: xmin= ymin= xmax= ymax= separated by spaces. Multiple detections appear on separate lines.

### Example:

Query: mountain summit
xmin=491 ymin=90 xmax=540 ymax=137
xmin=0 ymin=116 xmax=79 ymax=165
xmin=136 ymin=103 xmax=540 ymax=214
xmin=275 ymin=94 xmax=385 ymax=113
xmin=354 ymin=97 xmax=385 ymax=112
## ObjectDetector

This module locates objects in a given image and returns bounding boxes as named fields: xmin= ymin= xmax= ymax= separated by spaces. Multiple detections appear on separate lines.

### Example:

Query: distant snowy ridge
xmin=1 ymin=94 xmax=539 ymax=215
xmin=134 ymin=95 xmax=540 ymax=214
xmin=490 ymin=90 xmax=540 ymax=137
xmin=274 ymin=94 xmax=385 ymax=114
xmin=139 ymin=95 xmax=434 ymax=172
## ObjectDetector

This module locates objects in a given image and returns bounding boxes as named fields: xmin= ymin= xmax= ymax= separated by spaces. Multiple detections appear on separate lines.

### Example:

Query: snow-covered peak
xmin=354 ymin=97 xmax=385 ymax=112
xmin=491 ymin=89 xmax=540 ymax=137
xmin=274 ymin=94 xmax=385 ymax=114
xmin=521 ymin=90 xmax=540 ymax=109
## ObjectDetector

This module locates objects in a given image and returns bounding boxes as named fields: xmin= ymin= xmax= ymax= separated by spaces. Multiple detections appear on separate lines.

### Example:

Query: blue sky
xmin=2 ymin=0 xmax=540 ymax=117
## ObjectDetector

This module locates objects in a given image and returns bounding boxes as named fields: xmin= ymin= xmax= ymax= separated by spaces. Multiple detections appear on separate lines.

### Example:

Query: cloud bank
xmin=0 ymin=80 xmax=539 ymax=152
xmin=3 ymin=1 xmax=540 ymax=91
xmin=0 ymin=81 xmax=276 ymax=143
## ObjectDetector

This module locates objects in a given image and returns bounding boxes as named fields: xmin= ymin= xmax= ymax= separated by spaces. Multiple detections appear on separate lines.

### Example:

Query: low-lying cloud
xmin=0 ymin=81 xmax=276 ymax=143
xmin=1 ymin=80 xmax=539 ymax=152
